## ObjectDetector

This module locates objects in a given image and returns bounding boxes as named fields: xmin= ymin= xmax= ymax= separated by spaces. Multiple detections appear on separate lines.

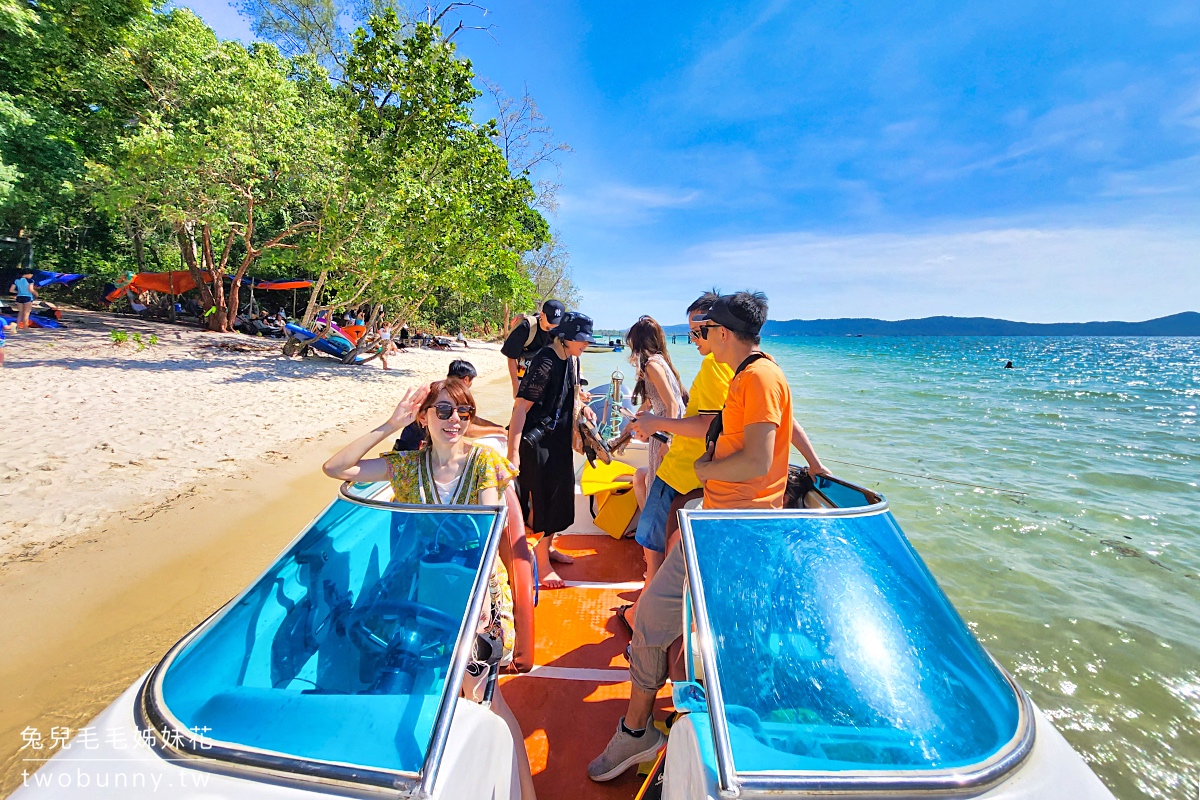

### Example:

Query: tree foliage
xmin=1 ymin=0 xmax=575 ymax=335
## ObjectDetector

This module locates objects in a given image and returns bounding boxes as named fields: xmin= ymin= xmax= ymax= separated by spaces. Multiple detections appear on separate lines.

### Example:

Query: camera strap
xmin=704 ymin=352 xmax=769 ymax=451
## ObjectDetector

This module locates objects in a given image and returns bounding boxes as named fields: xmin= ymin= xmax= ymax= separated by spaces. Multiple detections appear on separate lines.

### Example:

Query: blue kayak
xmin=285 ymin=323 xmax=365 ymax=363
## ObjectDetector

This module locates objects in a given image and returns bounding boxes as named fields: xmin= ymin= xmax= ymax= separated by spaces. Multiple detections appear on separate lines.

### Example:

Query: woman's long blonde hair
xmin=627 ymin=315 xmax=687 ymax=406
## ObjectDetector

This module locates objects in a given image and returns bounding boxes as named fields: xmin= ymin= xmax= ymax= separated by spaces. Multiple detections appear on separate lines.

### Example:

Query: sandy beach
xmin=0 ymin=309 xmax=508 ymax=567
xmin=0 ymin=310 xmax=516 ymax=795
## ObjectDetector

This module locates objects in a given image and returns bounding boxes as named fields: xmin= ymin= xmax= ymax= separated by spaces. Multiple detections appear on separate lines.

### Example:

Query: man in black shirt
xmin=501 ymin=299 xmax=566 ymax=395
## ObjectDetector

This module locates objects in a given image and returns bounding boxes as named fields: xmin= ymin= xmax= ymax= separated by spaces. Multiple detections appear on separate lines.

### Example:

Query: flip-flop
xmin=614 ymin=604 xmax=634 ymax=636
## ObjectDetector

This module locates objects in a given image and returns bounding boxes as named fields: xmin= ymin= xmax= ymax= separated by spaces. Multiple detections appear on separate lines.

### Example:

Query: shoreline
xmin=0 ymin=309 xmax=508 ymax=567
xmin=0 ymin=340 xmax=514 ymax=796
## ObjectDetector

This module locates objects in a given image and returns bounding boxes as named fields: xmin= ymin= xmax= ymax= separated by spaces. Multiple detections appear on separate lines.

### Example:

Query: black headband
xmin=701 ymin=298 xmax=758 ymax=334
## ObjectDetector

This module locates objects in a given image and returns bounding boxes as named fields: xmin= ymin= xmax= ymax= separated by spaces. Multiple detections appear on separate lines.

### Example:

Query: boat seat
xmin=803 ymin=490 xmax=834 ymax=509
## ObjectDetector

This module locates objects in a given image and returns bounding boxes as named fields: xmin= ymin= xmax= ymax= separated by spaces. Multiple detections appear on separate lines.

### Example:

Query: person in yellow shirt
xmin=626 ymin=293 xmax=731 ymax=587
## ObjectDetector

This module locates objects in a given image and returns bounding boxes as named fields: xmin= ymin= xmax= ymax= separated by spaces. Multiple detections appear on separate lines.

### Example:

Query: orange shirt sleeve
xmin=741 ymin=366 xmax=787 ymax=429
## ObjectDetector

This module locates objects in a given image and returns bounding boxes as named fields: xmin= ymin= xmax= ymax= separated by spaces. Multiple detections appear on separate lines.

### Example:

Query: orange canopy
xmin=105 ymin=273 xmax=312 ymax=303
xmin=105 ymin=271 xmax=210 ymax=302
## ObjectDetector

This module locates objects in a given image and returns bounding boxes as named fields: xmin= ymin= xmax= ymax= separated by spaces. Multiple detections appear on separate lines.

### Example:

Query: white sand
xmin=0 ymin=310 xmax=508 ymax=565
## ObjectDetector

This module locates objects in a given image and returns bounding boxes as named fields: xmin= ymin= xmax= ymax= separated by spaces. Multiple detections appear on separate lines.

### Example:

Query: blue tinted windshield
xmin=157 ymin=499 xmax=499 ymax=775
xmin=685 ymin=511 xmax=1022 ymax=774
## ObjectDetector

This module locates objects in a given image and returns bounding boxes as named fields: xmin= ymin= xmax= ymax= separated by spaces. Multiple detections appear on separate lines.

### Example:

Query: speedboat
xmin=16 ymin=472 xmax=1115 ymax=799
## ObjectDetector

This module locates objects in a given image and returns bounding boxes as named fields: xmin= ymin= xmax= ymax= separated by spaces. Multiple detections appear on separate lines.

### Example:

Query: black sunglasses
xmin=431 ymin=402 xmax=474 ymax=421
xmin=689 ymin=324 xmax=720 ymax=341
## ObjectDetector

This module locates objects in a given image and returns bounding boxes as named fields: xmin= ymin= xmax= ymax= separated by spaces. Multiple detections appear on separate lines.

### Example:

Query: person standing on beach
xmin=9 ymin=271 xmax=37 ymax=329
xmin=376 ymin=322 xmax=395 ymax=370
xmin=502 ymin=299 xmax=565 ymax=396
xmin=508 ymin=312 xmax=596 ymax=588
xmin=589 ymin=291 xmax=829 ymax=782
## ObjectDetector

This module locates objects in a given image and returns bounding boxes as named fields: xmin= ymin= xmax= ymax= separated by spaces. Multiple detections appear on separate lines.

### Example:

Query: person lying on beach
xmin=321 ymin=379 xmax=536 ymax=800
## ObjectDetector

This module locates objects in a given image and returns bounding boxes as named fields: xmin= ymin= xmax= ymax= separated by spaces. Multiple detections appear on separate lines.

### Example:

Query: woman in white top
xmin=376 ymin=322 xmax=395 ymax=370
xmin=626 ymin=315 xmax=686 ymax=583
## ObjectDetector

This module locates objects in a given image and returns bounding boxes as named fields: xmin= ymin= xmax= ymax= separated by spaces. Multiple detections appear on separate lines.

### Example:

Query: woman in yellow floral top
xmin=323 ymin=377 xmax=535 ymax=800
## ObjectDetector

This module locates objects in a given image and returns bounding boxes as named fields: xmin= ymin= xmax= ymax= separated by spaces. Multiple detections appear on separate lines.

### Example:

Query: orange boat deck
xmin=500 ymin=533 xmax=673 ymax=800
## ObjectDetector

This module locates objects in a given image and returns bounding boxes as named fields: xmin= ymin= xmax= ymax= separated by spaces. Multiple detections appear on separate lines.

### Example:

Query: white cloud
xmin=577 ymin=222 xmax=1200 ymax=328
xmin=558 ymin=182 xmax=700 ymax=226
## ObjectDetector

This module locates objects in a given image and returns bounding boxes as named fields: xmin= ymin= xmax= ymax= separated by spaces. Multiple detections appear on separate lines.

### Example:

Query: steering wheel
xmin=348 ymin=598 xmax=461 ymax=656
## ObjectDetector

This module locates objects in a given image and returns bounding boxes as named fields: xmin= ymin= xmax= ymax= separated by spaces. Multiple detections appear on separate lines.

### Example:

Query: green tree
xmin=91 ymin=10 xmax=334 ymax=330
xmin=304 ymin=12 xmax=547 ymax=343
xmin=0 ymin=0 xmax=153 ymax=271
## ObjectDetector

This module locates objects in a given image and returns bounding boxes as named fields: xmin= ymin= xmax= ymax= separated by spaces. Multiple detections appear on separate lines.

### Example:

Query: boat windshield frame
xmin=137 ymin=481 xmax=507 ymax=799
xmin=677 ymin=492 xmax=1036 ymax=798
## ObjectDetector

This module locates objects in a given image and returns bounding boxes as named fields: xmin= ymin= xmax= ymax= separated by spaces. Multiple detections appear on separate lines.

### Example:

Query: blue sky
xmin=186 ymin=0 xmax=1200 ymax=328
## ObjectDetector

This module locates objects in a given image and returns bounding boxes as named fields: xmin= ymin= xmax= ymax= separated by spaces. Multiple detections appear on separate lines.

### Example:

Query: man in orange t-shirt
xmin=590 ymin=291 xmax=828 ymax=784
xmin=693 ymin=291 xmax=792 ymax=508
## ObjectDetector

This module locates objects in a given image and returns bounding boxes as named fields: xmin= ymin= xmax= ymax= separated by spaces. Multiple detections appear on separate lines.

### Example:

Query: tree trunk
xmin=133 ymin=227 xmax=145 ymax=273
xmin=176 ymin=224 xmax=216 ymax=325
xmin=342 ymin=303 xmax=383 ymax=364
xmin=300 ymin=270 xmax=327 ymax=328
xmin=200 ymin=226 xmax=227 ymax=332
xmin=226 ymin=253 xmax=257 ymax=333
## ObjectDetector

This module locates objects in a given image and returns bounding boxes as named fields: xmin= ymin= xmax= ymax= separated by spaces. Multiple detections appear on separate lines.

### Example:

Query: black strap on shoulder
xmin=704 ymin=352 xmax=768 ymax=451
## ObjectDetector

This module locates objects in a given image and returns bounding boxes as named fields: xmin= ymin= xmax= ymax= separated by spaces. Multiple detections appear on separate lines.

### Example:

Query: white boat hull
xmin=11 ymin=676 xmax=519 ymax=800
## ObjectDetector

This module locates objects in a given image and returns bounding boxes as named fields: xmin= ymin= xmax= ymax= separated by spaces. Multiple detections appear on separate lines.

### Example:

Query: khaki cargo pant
xmin=628 ymin=541 xmax=688 ymax=692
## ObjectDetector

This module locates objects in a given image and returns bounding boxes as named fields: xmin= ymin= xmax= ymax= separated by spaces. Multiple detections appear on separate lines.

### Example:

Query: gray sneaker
xmin=587 ymin=717 xmax=666 ymax=782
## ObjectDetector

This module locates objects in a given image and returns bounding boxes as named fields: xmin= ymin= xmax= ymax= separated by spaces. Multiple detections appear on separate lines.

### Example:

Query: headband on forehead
xmin=698 ymin=296 xmax=758 ymax=334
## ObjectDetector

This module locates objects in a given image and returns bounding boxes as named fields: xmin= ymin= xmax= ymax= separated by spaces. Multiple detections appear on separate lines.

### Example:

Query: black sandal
xmin=615 ymin=604 xmax=634 ymax=636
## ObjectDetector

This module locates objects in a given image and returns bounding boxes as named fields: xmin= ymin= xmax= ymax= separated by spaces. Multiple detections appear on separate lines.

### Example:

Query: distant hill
xmin=662 ymin=311 xmax=1200 ymax=337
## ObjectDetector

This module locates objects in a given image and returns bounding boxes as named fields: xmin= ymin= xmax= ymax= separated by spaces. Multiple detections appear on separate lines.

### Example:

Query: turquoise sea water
xmin=582 ymin=336 xmax=1199 ymax=800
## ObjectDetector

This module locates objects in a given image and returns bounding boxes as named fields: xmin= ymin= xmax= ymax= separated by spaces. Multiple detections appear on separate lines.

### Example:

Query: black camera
xmin=521 ymin=415 xmax=558 ymax=448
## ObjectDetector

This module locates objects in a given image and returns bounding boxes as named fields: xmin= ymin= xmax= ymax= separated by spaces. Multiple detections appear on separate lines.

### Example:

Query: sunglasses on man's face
xmin=431 ymin=403 xmax=474 ymax=421
xmin=690 ymin=324 xmax=720 ymax=341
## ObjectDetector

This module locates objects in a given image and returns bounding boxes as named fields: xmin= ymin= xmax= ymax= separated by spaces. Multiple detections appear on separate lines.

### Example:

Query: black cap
xmin=697 ymin=295 xmax=762 ymax=335
xmin=554 ymin=311 xmax=596 ymax=343
xmin=542 ymin=299 xmax=566 ymax=325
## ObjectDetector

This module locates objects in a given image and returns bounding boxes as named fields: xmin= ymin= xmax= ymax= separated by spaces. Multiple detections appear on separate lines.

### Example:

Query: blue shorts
xmin=634 ymin=477 xmax=681 ymax=553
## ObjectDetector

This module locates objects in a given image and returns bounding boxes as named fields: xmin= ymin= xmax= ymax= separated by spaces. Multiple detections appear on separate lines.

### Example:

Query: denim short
xmin=634 ymin=477 xmax=681 ymax=553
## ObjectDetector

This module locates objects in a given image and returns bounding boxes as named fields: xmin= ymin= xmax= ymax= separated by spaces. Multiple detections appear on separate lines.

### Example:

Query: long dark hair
xmin=627 ymin=315 xmax=687 ymax=406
